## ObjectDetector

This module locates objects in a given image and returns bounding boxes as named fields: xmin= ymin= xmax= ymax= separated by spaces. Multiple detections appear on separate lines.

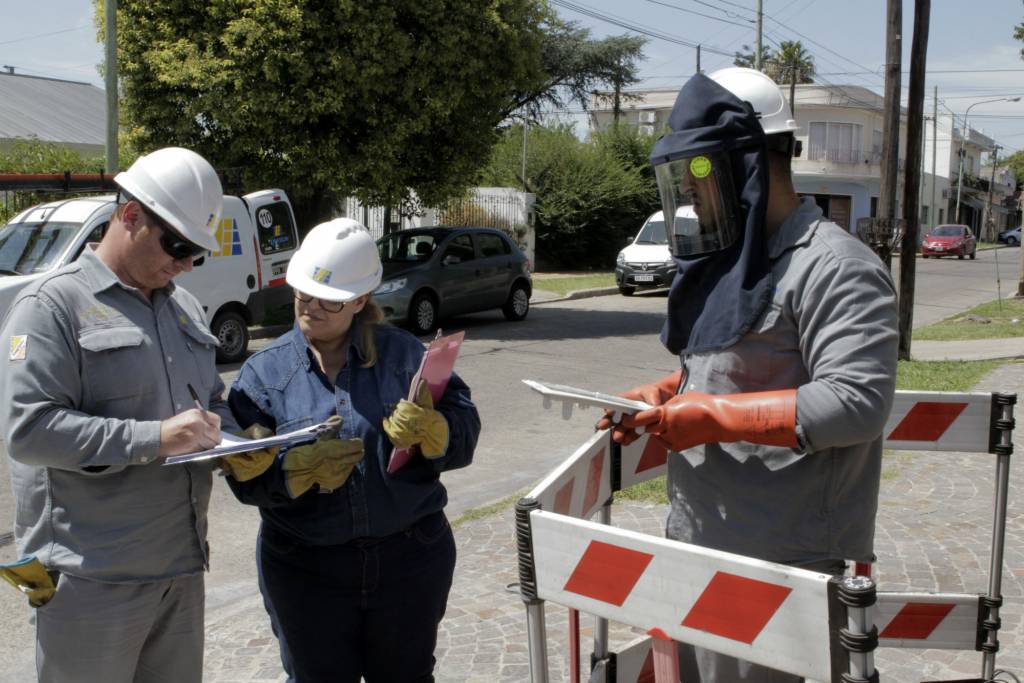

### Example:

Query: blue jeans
xmin=257 ymin=511 xmax=456 ymax=682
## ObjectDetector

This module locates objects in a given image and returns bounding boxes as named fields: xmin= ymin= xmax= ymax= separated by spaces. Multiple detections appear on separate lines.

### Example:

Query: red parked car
xmin=921 ymin=224 xmax=976 ymax=259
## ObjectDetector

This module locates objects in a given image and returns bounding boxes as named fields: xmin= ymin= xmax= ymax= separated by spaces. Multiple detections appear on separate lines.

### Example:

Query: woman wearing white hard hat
xmin=224 ymin=218 xmax=481 ymax=682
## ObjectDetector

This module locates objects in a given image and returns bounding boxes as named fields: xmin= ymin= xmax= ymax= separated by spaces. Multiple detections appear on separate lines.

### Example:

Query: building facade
xmin=589 ymin=83 xmax=1016 ymax=237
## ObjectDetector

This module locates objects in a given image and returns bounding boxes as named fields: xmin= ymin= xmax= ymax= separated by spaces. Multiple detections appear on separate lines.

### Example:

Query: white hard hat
xmin=114 ymin=147 xmax=223 ymax=251
xmin=706 ymin=67 xmax=798 ymax=136
xmin=286 ymin=218 xmax=383 ymax=302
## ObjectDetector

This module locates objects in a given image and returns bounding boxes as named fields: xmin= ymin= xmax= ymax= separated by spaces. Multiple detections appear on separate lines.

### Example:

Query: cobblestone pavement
xmin=205 ymin=363 xmax=1024 ymax=682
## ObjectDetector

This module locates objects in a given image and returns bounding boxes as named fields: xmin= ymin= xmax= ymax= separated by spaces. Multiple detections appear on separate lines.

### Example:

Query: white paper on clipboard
xmin=386 ymin=329 xmax=464 ymax=473
xmin=522 ymin=379 xmax=653 ymax=414
xmin=162 ymin=423 xmax=327 ymax=465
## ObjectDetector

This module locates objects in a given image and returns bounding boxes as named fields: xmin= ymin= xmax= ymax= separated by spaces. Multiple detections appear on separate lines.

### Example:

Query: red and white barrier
xmin=519 ymin=386 xmax=1015 ymax=683
xmin=529 ymin=511 xmax=840 ymax=682
xmin=528 ymin=430 xmax=612 ymax=522
xmin=876 ymin=592 xmax=980 ymax=650
xmin=884 ymin=392 xmax=995 ymax=452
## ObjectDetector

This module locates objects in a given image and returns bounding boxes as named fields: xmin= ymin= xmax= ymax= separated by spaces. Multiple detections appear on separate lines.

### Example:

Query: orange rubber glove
xmin=596 ymin=369 xmax=684 ymax=445
xmin=623 ymin=389 xmax=798 ymax=452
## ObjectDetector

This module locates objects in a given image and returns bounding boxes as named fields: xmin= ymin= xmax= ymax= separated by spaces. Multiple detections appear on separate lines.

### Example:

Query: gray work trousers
xmin=35 ymin=572 xmax=205 ymax=683
xmin=678 ymin=559 xmax=847 ymax=683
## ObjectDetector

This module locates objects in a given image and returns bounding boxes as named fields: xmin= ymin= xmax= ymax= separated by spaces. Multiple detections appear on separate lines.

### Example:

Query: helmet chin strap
xmin=765 ymin=133 xmax=802 ymax=158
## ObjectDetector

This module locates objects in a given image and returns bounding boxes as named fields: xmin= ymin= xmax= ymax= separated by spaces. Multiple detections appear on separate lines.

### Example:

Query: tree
xmin=1015 ymin=21 xmax=1024 ymax=59
xmin=506 ymin=22 xmax=646 ymax=122
xmin=1004 ymin=149 xmax=1024 ymax=187
xmin=478 ymin=124 xmax=658 ymax=268
xmin=102 ymin=0 xmax=551 ymax=230
xmin=767 ymin=41 xmax=814 ymax=116
xmin=733 ymin=44 xmax=772 ymax=70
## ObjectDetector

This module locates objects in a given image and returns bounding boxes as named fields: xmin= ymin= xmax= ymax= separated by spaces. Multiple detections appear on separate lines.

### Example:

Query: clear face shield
xmin=653 ymin=152 xmax=743 ymax=258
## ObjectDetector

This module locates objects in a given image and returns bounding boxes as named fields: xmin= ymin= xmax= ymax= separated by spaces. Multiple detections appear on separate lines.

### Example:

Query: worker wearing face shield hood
xmin=599 ymin=68 xmax=898 ymax=682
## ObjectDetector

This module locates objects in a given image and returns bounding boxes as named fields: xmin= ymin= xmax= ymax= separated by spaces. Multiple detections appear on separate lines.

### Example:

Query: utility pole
xmin=696 ymin=45 xmax=701 ymax=74
xmin=930 ymin=86 xmax=937 ymax=229
xmin=104 ymin=0 xmax=118 ymax=173
xmin=876 ymin=0 xmax=902 ymax=270
xmin=755 ymin=0 xmax=763 ymax=71
xmin=897 ymin=0 xmax=930 ymax=361
xmin=985 ymin=144 xmax=1000 ymax=240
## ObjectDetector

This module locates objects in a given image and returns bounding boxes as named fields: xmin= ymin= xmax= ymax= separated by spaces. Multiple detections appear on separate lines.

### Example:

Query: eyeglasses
xmin=294 ymin=291 xmax=347 ymax=313
xmin=140 ymin=205 xmax=207 ymax=260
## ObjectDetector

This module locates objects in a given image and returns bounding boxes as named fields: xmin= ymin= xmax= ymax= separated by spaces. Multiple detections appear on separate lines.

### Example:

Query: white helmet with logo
xmin=114 ymin=147 xmax=223 ymax=251
xmin=286 ymin=218 xmax=383 ymax=302
xmin=707 ymin=67 xmax=798 ymax=136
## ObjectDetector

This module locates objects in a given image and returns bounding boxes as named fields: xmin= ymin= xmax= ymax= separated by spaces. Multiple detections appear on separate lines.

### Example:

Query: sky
xmin=4 ymin=0 xmax=1024 ymax=155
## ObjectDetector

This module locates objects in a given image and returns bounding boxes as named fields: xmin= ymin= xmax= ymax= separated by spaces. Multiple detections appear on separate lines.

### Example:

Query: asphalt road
xmin=0 ymin=245 xmax=1020 ymax=680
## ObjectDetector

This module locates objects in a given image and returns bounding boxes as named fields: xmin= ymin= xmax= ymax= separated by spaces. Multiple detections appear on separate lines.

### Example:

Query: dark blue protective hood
xmin=649 ymin=73 xmax=773 ymax=356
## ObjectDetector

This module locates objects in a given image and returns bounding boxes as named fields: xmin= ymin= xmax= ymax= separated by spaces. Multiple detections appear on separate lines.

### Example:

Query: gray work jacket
xmin=1 ymin=248 xmax=236 ymax=583
xmin=667 ymin=199 xmax=898 ymax=565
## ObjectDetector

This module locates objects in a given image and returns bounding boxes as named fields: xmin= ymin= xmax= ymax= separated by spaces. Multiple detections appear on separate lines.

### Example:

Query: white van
xmin=614 ymin=206 xmax=697 ymax=296
xmin=0 ymin=189 xmax=299 ymax=362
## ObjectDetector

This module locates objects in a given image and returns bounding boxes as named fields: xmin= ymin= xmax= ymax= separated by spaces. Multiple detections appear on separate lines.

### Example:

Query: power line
xmin=641 ymin=0 xmax=754 ymax=28
xmin=551 ymin=0 xmax=734 ymax=56
xmin=0 ymin=24 xmax=92 ymax=47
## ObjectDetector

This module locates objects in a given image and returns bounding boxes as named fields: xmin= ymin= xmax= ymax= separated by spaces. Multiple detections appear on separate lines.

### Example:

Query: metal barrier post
xmin=517 ymin=497 xmax=550 ymax=683
xmin=981 ymin=392 xmax=1015 ymax=679
xmin=836 ymin=576 xmax=879 ymax=683
xmin=592 ymin=502 xmax=612 ymax=668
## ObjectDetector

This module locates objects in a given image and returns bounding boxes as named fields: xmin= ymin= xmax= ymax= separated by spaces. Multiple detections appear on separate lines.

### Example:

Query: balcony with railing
xmin=795 ymin=145 xmax=903 ymax=178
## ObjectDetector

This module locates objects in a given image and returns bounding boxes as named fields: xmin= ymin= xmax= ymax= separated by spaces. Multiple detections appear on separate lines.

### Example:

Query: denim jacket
xmin=227 ymin=322 xmax=480 ymax=545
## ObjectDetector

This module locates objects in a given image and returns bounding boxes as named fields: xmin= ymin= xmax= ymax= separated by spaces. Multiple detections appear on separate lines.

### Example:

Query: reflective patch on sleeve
xmin=9 ymin=335 xmax=27 ymax=361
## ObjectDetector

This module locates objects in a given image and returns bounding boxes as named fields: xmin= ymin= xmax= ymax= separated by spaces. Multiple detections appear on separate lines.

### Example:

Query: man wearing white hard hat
xmin=599 ymin=68 xmax=898 ymax=681
xmin=0 ymin=146 xmax=277 ymax=681
xmin=225 ymin=218 xmax=480 ymax=682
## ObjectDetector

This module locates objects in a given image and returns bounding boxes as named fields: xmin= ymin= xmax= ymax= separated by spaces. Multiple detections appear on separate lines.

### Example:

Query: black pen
xmin=187 ymin=383 xmax=205 ymax=413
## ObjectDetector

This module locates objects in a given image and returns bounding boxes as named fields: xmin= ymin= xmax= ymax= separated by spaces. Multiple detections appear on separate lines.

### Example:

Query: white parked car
xmin=614 ymin=206 xmax=697 ymax=296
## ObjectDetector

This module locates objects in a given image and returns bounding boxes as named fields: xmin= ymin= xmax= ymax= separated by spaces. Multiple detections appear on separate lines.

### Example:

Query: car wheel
xmin=408 ymin=292 xmax=438 ymax=335
xmin=212 ymin=311 xmax=249 ymax=364
xmin=619 ymin=285 xmax=636 ymax=296
xmin=958 ymin=252 xmax=965 ymax=260
xmin=502 ymin=282 xmax=530 ymax=321
xmin=1009 ymin=237 xmax=1019 ymax=247
xmin=970 ymin=248 xmax=976 ymax=260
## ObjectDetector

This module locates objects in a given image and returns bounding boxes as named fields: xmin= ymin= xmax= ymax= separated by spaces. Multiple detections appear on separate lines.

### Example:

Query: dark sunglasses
xmin=294 ymin=291 xmax=347 ymax=313
xmin=138 ymin=205 xmax=207 ymax=260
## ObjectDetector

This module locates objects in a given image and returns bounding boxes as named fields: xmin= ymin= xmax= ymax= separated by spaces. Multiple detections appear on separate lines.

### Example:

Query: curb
xmin=531 ymin=286 xmax=621 ymax=304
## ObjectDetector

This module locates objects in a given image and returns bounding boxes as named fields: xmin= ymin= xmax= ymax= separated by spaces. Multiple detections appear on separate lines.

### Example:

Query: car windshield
xmin=378 ymin=233 xmax=439 ymax=263
xmin=0 ymin=221 xmax=81 ymax=275
xmin=635 ymin=220 xmax=668 ymax=244
xmin=931 ymin=226 xmax=963 ymax=237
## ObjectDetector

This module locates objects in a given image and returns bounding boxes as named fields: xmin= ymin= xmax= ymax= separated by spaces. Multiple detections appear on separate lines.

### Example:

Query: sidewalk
xmin=205 ymin=362 xmax=1024 ymax=682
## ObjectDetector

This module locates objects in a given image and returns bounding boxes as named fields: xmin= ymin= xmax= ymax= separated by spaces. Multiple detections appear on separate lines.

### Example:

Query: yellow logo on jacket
xmin=9 ymin=335 xmax=27 ymax=361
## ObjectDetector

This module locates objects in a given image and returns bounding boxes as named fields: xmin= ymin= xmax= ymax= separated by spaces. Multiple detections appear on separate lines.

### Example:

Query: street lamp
xmin=954 ymin=96 xmax=1021 ymax=225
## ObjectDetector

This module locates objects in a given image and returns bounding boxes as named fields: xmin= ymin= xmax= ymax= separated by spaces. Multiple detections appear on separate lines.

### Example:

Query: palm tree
xmin=733 ymin=44 xmax=773 ymax=71
xmin=767 ymin=41 xmax=815 ymax=115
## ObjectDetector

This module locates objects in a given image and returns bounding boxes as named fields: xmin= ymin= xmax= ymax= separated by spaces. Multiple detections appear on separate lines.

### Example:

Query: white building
xmin=590 ymin=83 xmax=1015 ymax=236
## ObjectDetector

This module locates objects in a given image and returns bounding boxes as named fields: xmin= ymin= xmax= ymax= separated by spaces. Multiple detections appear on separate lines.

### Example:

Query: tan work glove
xmin=382 ymin=381 xmax=449 ymax=458
xmin=0 ymin=556 xmax=56 ymax=607
xmin=220 ymin=424 xmax=279 ymax=481
xmin=283 ymin=416 xmax=364 ymax=497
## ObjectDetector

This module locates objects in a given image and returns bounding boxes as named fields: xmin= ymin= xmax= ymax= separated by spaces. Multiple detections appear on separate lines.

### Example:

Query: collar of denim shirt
xmin=287 ymin=317 xmax=370 ymax=373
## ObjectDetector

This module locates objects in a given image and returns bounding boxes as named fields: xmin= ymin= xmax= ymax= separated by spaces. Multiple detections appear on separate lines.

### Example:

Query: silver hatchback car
xmin=374 ymin=227 xmax=532 ymax=334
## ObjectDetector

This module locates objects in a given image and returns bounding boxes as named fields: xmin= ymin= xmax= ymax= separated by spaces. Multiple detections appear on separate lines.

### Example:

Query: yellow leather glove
xmin=382 ymin=381 xmax=449 ymax=458
xmin=0 ymin=556 xmax=56 ymax=607
xmin=283 ymin=417 xmax=364 ymax=497
xmin=220 ymin=424 xmax=279 ymax=481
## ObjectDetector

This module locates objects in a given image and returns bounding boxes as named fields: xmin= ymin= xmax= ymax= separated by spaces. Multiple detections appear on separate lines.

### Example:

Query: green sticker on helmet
xmin=690 ymin=156 xmax=712 ymax=178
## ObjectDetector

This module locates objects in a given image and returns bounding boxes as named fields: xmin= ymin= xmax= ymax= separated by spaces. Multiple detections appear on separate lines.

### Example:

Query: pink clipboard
xmin=386 ymin=330 xmax=465 ymax=473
